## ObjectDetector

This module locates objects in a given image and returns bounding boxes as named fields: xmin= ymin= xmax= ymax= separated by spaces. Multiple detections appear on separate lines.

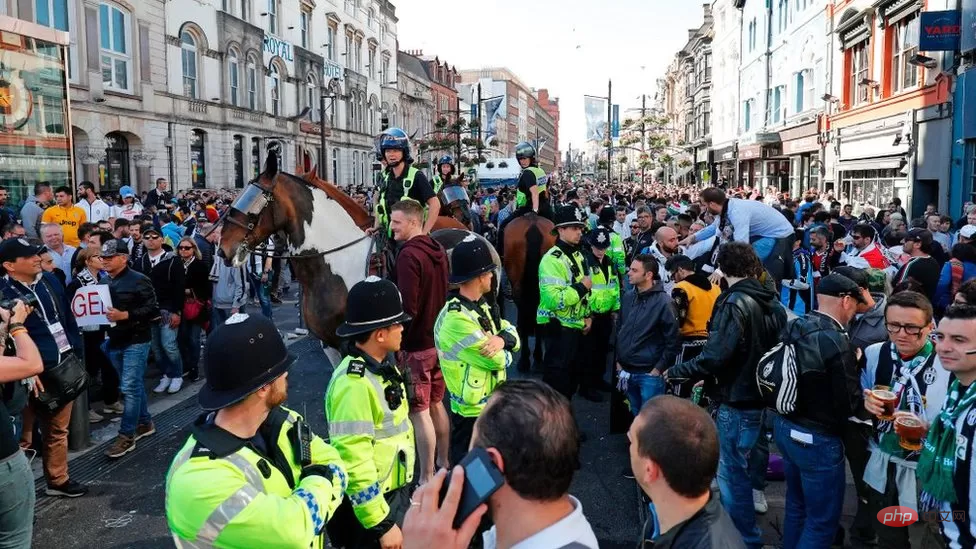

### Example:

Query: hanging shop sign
xmin=919 ymin=11 xmax=961 ymax=51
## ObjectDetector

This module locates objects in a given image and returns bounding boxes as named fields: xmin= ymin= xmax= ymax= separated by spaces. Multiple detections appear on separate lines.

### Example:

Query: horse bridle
xmin=221 ymin=174 xmax=373 ymax=260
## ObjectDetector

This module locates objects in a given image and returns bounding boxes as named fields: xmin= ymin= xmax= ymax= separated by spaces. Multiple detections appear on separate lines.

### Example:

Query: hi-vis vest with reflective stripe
xmin=378 ymin=166 xmax=423 ymax=232
xmin=432 ymin=174 xmax=444 ymax=194
xmin=607 ymin=230 xmax=627 ymax=279
xmin=537 ymin=245 xmax=590 ymax=329
xmin=515 ymin=166 xmax=548 ymax=208
xmin=434 ymin=296 xmax=521 ymax=418
xmin=165 ymin=408 xmax=346 ymax=549
xmin=325 ymin=355 xmax=415 ymax=530
xmin=588 ymin=256 xmax=621 ymax=314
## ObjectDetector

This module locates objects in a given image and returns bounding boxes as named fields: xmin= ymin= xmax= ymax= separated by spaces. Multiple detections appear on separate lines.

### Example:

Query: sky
xmin=396 ymin=0 xmax=709 ymax=157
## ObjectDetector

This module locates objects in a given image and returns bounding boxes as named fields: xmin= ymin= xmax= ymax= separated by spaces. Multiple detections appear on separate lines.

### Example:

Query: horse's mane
xmin=293 ymin=171 xmax=373 ymax=229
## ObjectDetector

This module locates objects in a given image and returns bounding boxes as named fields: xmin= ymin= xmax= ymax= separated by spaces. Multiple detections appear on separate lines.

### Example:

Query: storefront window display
xmin=0 ymin=22 xmax=72 ymax=205
xmin=840 ymin=169 xmax=906 ymax=210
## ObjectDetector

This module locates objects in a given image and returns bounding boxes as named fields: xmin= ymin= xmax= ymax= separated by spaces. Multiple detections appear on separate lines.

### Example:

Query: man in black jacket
xmin=771 ymin=273 xmax=865 ymax=548
xmin=667 ymin=242 xmax=787 ymax=549
xmin=134 ymin=226 xmax=185 ymax=395
xmin=100 ymin=239 xmax=160 ymax=459
xmin=628 ymin=395 xmax=745 ymax=549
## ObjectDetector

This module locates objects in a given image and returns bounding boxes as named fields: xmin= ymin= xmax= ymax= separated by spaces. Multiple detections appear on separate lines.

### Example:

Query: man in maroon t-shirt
xmin=390 ymin=199 xmax=450 ymax=483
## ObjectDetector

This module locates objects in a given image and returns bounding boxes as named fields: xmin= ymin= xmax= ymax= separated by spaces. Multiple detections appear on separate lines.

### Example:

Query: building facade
xmin=709 ymin=0 xmax=742 ymax=184
xmin=536 ymin=88 xmax=560 ymax=171
xmin=395 ymin=50 xmax=433 ymax=162
xmin=458 ymin=67 xmax=542 ymax=159
xmin=686 ymin=6 xmax=713 ymax=184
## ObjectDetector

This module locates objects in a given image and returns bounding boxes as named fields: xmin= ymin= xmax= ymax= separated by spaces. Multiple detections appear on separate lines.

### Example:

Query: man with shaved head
xmin=647 ymin=226 xmax=684 ymax=295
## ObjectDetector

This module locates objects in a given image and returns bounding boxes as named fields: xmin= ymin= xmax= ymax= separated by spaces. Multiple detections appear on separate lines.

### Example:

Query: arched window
xmin=181 ymin=30 xmax=198 ymax=98
xmin=307 ymin=73 xmax=317 ymax=120
xmin=246 ymin=54 xmax=258 ymax=110
xmin=352 ymin=151 xmax=359 ymax=185
xmin=269 ymin=63 xmax=281 ymax=116
xmin=228 ymin=49 xmax=240 ymax=106
xmin=368 ymin=99 xmax=375 ymax=134
xmin=99 ymin=3 xmax=132 ymax=92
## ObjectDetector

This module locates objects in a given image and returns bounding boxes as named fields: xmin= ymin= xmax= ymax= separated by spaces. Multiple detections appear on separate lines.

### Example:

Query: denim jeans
xmin=772 ymin=414 xmax=846 ymax=549
xmin=177 ymin=321 xmax=203 ymax=374
xmin=249 ymin=273 xmax=273 ymax=319
xmin=151 ymin=315 xmax=183 ymax=379
xmin=625 ymin=372 xmax=666 ymax=415
xmin=748 ymin=409 xmax=773 ymax=491
xmin=103 ymin=341 xmax=152 ymax=437
xmin=0 ymin=451 xmax=34 ymax=549
xmin=716 ymin=404 xmax=764 ymax=549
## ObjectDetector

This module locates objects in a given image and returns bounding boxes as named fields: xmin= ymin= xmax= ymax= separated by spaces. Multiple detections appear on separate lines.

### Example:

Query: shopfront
xmin=0 ymin=17 xmax=72 ymax=205
xmin=737 ymin=137 xmax=782 ymax=190
xmin=780 ymin=121 xmax=822 ymax=197
xmin=711 ymin=143 xmax=736 ymax=186
xmin=835 ymin=113 xmax=911 ymax=210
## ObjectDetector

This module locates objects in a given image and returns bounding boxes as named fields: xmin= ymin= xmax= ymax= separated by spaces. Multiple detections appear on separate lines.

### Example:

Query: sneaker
xmin=89 ymin=410 xmax=104 ymax=423
xmin=753 ymin=489 xmax=768 ymax=514
xmin=102 ymin=401 xmax=124 ymax=414
xmin=153 ymin=376 xmax=172 ymax=394
xmin=167 ymin=377 xmax=183 ymax=394
xmin=135 ymin=422 xmax=156 ymax=441
xmin=105 ymin=435 xmax=135 ymax=458
xmin=45 ymin=479 xmax=88 ymax=498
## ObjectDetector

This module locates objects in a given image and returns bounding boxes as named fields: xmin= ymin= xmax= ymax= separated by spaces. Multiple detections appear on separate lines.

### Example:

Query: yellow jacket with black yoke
xmin=165 ymin=406 xmax=347 ymax=549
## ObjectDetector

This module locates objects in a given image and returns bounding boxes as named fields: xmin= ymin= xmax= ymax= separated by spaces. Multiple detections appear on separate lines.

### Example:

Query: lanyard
xmin=6 ymin=276 xmax=59 ymax=325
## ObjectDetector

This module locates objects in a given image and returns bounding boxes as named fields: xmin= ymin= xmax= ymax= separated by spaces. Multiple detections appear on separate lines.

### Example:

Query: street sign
xmin=919 ymin=11 xmax=961 ymax=51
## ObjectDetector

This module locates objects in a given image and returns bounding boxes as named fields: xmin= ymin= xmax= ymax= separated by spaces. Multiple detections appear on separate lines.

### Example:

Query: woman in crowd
xmin=175 ymin=237 xmax=211 ymax=382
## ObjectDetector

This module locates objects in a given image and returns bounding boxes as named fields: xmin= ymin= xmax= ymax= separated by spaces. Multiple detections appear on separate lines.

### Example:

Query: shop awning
xmin=837 ymin=157 xmax=903 ymax=171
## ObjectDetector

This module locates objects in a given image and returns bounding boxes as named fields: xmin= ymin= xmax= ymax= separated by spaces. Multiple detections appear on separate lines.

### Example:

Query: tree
xmin=414 ymin=118 xmax=492 ymax=168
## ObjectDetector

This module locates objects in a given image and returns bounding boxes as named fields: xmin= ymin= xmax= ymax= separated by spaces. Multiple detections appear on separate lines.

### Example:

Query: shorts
xmin=398 ymin=348 xmax=445 ymax=413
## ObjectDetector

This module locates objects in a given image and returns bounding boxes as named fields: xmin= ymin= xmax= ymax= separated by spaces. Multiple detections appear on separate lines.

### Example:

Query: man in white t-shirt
xmin=76 ymin=181 xmax=111 ymax=223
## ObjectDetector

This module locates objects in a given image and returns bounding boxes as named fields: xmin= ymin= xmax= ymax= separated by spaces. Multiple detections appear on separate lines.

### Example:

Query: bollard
xmin=67 ymin=391 xmax=91 ymax=451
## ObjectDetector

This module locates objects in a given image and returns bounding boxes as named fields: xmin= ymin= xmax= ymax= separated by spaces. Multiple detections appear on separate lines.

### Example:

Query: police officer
xmin=165 ymin=313 xmax=346 ymax=548
xmin=325 ymin=277 xmax=416 ymax=549
xmin=496 ymin=141 xmax=552 ymax=253
xmin=581 ymin=227 xmax=620 ymax=402
xmin=431 ymin=155 xmax=457 ymax=194
xmin=369 ymin=128 xmax=440 ymax=237
xmin=434 ymin=235 xmax=520 ymax=464
xmin=539 ymin=204 xmax=592 ymax=400
xmin=597 ymin=206 xmax=627 ymax=280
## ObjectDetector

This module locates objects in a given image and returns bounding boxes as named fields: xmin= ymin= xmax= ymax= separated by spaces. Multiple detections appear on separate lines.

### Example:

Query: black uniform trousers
xmin=327 ymin=485 xmax=413 ymax=549
xmin=542 ymin=322 xmax=585 ymax=400
xmin=583 ymin=312 xmax=613 ymax=390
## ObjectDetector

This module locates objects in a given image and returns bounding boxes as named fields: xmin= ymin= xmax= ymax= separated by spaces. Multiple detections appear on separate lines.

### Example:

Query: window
xmin=307 ymin=74 xmax=317 ymax=120
xmin=99 ymin=3 xmax=131 ymax=92
xmin=239 ymin=0 xmax=250 ymax=21
xmin=247 ymin=56 xmax=257 ymax=109
xmin=368 ymin=48 xmax=375 ymax=79
xmin=368 ymin=101 xmax=375 ymax=133
xmin=300 ymin=9 xmax=310 ymax=48
xmin=267 ymin=0 xmax=278 ymax=35
xmin=269 ymin=63 xmax=281 ymax=116
xmin=222 ymin=0 xmax=228 ymax=10
xmin=344 ymin=0 xmax=354 ymax=15
xmin=367 ymin=8 xmax=375 ymax=30
xmin=181 ymin=31 xmax=197 ymax=98
xmin=228 ymin=50 xmax=240 ymax=106
xmin=35 ymin=0 xmax=77 ymax=79
xmin=770 ymin=86 xmax=784 ymax=123
xmin=327 ymin=25 xmax=336 ymax=60
xmin=332 ymin=147 xmax=339 ymax=182
xmin=382 ymin=56 xmax=390 ymax=83
xmin=748 ymin=19 xmax=757 ymax=52
xmin=380 ymin=23 xmax=387 ymax=44
xmin=778 ymin=0 xmax=789 ymax=33
xmin=744 ymin=100 xmax=752 ymax=132
xmin=345 ymin=33 xmax=353 ymax=63
xmin=355 ymin=37 xmax=362 ymax=72
xmin=891 ymin=14 xmax=920 ymax=93
xmin=849 ymin=42 xmax=869 ymax=105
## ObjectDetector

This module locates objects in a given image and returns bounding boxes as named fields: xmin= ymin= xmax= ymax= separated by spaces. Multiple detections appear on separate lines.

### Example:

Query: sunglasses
xmin=145 ymin=235 xmax=161 ymax=240
xmin=177 ymin=246 xmax=194 ymax=250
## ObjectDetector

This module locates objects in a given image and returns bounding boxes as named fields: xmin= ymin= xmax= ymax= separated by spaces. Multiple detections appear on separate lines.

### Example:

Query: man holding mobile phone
xmin=326 ymin=277 xmax=417 ymax=549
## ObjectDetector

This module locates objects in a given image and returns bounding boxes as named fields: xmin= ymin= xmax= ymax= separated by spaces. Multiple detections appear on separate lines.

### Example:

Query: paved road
xmin=30 ymin=287 xmax=862 ymax=548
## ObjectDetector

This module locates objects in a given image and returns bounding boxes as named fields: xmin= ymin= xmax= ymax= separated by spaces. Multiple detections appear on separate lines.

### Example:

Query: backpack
xmin=756 ymin=317 xmax=826 ymax=415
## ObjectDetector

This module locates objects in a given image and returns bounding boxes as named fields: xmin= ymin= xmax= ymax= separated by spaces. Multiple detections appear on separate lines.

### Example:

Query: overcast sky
xmin=397 ymin=0 xmax=708 ymax=156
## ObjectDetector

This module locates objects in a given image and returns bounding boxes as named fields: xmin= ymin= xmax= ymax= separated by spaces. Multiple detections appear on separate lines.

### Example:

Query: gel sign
xmin=878 ymin=506 xmax=919 ymax=527
xmin=919 ymin=11 xmax=961 ymax=51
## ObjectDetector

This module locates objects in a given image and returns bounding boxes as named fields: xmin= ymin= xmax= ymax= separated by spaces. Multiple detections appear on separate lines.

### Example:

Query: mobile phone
xmin=439 ymin=447 xmax=505 ymax=529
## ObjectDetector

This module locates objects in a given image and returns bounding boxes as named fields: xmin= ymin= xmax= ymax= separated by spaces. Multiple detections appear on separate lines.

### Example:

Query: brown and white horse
xmin=217 ymin=153 xmax=499 ymax=365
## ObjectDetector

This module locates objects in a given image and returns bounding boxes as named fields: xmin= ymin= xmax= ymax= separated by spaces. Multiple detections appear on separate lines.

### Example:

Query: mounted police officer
xmin=325 ymin=277 xmax=417 ymax=549
xmin=496 ymin=141 xmax=552 ymax=253
xmin=369 ymin=128 xmax=440 ymax=237
xmin=431 ymin=155 xmax=459 ymax=194
xmin=539 ymin=204 xmax=592 ymax=400
xmin=581 ymin=227 xmax=620 ymax=402
xmin=165 ymin=313 xmax=346 ymax=548
xmin=434 ymin=235 xmax=520 ymax=464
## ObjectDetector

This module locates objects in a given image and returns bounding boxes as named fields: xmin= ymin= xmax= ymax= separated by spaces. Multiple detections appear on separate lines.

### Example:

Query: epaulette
xmin=346 ymin=359 xmax=367 ymax=377
xmin=550 ymin=249 xmax=563 ymax=259
xmin=448 ymin=301 xmax=462 ymax=312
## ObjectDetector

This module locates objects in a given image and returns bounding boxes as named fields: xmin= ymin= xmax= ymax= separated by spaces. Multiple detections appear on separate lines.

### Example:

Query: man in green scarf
xmin=861 ymin=291 xmax=950 ymax=549
xmin=919 ymin=304 xmax=976 ymax=548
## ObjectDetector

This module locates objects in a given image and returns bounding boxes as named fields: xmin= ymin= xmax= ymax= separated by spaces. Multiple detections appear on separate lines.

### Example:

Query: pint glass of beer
xmin=893 ymin=414 xmax=926 ymax=451
xmin=871 ymin=385 xmax=898 ymax=421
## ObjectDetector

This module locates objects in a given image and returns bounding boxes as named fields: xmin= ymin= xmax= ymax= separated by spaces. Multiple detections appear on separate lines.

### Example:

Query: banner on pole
xmin=584 ymin=96 xmax=607 ymax=142
xmin=612 ymin=104 xmax=620 ymax=138
xmin=484 ymin=96 xmax=505 ymax=142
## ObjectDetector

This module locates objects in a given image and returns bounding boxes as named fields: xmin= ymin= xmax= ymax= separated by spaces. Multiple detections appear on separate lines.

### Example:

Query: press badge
xmin=48 ymin=322 xmax=72 ymax=353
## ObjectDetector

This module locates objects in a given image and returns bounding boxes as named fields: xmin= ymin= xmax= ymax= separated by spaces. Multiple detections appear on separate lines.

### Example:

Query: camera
xmin=0 ymin=295 xmax=39 ymax=311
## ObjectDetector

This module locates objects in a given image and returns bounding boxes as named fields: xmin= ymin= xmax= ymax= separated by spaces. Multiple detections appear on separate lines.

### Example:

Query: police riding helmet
xmin=379 ymin=128 xmax=412 ymax=164
xmin=438 ymin=155 xmax=455 ymax=176
xmin=515 ymin=142 xmax=537 ymax=161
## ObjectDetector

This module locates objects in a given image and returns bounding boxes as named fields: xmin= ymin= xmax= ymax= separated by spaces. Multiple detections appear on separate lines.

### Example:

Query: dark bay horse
xmin=217 ymin=154 xmax=497 ymax=364
xmin=501 ymin=214 xmax=555 ymax=372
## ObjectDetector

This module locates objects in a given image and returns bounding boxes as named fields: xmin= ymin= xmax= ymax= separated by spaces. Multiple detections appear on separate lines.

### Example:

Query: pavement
xmin=29 ymin=284 xmax=865 ymax=549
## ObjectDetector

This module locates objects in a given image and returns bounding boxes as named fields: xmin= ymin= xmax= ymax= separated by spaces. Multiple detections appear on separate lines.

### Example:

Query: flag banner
xmin=470 ymin=104 xmax=478 ymax=137
xmin=484 ymin=96 xmax=505 ymax=142
xmin=612 ymin=104 xmax=620 ymax=138
xmin=536 ymin=138 xmax=548 ymax=153
xmin=585 ymin=96 xmax=607 ymax=142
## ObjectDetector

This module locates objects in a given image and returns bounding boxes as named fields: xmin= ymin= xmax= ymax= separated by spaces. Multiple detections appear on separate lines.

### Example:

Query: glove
xmin=617 ymin=370 xmax=631 ymax=393
xmin=300 ymin=464 xmax=334 ymax=482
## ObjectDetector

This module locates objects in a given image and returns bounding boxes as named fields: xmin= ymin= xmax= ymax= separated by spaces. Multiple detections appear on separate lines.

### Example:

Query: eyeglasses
xmin=177 ymin=246 xmax=194 ymax=250
xmin=886 ymin=323 xmax=927 ymax=336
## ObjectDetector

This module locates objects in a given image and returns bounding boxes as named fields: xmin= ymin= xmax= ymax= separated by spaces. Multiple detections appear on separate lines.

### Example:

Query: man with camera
xmin=0 ymin=238 xmax=86 ymax=498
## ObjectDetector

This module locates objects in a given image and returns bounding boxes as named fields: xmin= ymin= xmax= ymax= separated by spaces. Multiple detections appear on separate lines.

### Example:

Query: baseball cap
xmin=120 ymin=185 xmax=136 ymax=199
xmin=816 ymin=273 xmax=867 ymax=303
xmin=142 ymin=225 xmax=163 ymax=238
xmin=831 ymin=266 xmax=869 ymax=290
xmin=904 ymin=228 xmax=933 ymax=247
xmin=100 ymin=239 xmax=130 ymax=257
xmin=0 ymin=238 xmax=44 ymax=264
xmin=960 ymin=225 xmax=976 ymax=239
